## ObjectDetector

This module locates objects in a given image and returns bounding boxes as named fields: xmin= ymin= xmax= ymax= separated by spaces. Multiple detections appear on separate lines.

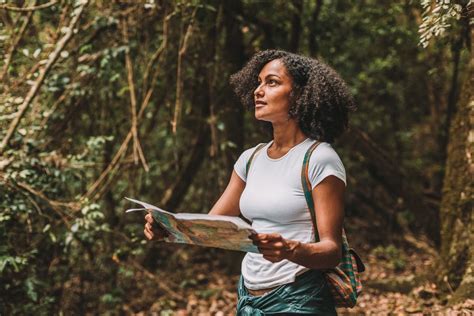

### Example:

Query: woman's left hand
xmin=250 ymin=233 xmax=300 ymax=263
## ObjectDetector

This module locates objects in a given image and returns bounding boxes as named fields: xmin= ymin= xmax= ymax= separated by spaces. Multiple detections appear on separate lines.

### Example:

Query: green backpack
xmin=245 ymin=141 xmax=365 ymax=308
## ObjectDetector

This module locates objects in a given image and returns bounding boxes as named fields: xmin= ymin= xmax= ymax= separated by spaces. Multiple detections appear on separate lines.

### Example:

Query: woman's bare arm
xmin=145 ymin=170 xmax=244 ymax=240
xmin=208 ymin=170 xmax=245 ymax=216
xmin=292 ymin=175 xmax=345 ymax=267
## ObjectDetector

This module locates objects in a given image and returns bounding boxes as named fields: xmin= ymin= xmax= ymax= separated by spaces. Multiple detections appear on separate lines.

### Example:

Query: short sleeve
xmin=308 ymin=143 xmax=347 ymax=189
xmin=233 ymin=144 xmax=261 ymax=182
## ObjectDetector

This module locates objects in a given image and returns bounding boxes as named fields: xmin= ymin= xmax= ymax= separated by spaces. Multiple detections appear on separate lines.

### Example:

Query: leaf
xmin=25 ymin=278 xmax=38 ymax=302
xmin=42 ymin=224 xmax=51 ymax=233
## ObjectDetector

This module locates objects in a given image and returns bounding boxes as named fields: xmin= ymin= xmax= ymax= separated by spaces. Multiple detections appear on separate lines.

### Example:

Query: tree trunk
xmin=289 ymin=0 xmax=303 ymax=52
xmin=222 ymin=0 xmax=246 ymax=167
xmin=308 ymin=0 xmax=323 ymax=56
xmin=438 ymin=27 xmax=473 ymax=304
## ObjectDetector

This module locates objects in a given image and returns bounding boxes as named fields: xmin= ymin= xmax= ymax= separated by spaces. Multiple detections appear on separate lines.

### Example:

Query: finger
xmin=249 ymin=233 xmax=264 ymax=241
xmin=259 ymin=249 xmax=282 ymax=257
xmin=145 ymin=225 xmax=154 ymax=236
xmin=262 ymin=233 xmax=283 ymax=241
xmin=252 ymin=233 xmax=282 ymax=242
xmin=144 ymin=228 xmax=153 ymax=240
xmin=145 ymin=213 xmax=153 ymax=223
xmin=254 ymin=238 xmax=283 ymax=245
xmin=253 ymin=240 xmax=270 ymax=248
xmin=145 ymin=225 xmax=153 ymax=234
xmin=146 ymin=222 xmax=158 ymax=231
xmin=257 ymin=241 xmax=286 ymax=250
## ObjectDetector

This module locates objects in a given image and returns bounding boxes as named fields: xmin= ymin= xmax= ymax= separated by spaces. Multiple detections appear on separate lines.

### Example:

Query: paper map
xmin=125 ymin=197 xmax=259 ymax=253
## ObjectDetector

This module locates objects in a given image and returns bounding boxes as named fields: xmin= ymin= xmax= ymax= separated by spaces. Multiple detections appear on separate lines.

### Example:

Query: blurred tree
xmin=419 ymin=0 xmax=473 ymax=303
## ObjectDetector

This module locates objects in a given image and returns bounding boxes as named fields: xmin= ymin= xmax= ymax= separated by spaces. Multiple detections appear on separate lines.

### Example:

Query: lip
xmin=255 ymin=100 xmax=267 ymax=107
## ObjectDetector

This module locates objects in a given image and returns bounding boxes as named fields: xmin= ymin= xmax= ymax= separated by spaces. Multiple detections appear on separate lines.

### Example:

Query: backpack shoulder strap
xmin=301 ymin=142 xmax=366 ymax=304
xmin=301 ymin=141 xmax=322 ymax=242
xmin=245 ymin=143 xmax=267 ymax=178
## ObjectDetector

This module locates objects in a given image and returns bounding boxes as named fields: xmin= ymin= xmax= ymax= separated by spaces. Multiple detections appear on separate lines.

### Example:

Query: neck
xmin=271 ymin=119 xmax=307 ymax=149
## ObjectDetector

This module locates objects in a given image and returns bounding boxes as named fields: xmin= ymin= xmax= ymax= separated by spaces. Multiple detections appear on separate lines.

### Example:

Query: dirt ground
xmin=120 ymin=237 xmax=473 ymax=315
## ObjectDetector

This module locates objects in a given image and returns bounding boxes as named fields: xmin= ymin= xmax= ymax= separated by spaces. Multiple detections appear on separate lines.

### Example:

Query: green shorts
xmin=237 ymin=269 xmax=337 ymax=315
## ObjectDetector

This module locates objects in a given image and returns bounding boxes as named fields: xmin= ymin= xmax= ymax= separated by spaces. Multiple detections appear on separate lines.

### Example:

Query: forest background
xmin=0 ymin=0 xmax=472 ymax=314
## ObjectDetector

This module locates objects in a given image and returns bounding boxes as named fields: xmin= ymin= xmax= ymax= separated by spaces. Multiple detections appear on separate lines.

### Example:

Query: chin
xmin=254 ymin=113 xmax=271 ymax=122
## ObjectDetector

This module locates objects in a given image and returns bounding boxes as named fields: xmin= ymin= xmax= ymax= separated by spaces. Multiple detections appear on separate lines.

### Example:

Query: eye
xmin=267 ymin=79 xmax=278 ymax=86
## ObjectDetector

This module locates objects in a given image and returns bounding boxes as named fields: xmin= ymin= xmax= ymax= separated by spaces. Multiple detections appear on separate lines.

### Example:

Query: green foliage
xmin=0 ymin=0 xmax=470 ymax=313
xmin=419 ymin=0 xmax=468 ymax=48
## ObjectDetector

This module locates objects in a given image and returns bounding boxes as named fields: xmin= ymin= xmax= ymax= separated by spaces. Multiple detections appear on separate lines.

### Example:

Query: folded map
xmin=125 ymin=197 xmax=259 ymax=253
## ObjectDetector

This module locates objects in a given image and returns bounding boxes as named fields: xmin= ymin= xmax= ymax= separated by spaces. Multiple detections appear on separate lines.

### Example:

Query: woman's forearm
xmin=288 ymin=239 xmax=341 ymax=270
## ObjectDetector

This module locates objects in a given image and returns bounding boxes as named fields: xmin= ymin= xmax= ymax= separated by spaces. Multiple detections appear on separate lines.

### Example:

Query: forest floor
xmin=123 ymin=232 xmax=474 ymax=315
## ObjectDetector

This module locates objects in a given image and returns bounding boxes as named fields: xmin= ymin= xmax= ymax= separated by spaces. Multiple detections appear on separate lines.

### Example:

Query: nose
xmin=254 ymin=83 xmax=264 ymax=98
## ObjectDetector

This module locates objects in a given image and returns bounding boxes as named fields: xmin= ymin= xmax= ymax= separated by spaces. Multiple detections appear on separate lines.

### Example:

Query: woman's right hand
xmin=144 ymin=213 xmax=169 ymax=241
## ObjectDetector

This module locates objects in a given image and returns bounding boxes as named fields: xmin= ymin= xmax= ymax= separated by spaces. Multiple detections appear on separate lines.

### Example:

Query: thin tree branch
xmin=0 ymin=0 xmax=57 ymax=12
xmin=121 ymin=18 xmax=144 ymax=169
xmin=160 ymin=59 xmax=212 ymax=210
xmin=171 ymin=7 xmax=197 ymax=134
xmin=52 ymin=3 xmax=72 ymax=43
xmin=10 ymin=60 xmax=41 ymax=91
xmin=82 ymin=132 xmax=132 ymax=201
xmin=208 ymin=3 xmax=223 ymax=158
xmin=0 ymin=1 xmax=89 ymax=154
xmin=0 ymin=0 xmax=36 ymax=83
xmin=142 ymin=11 xmax=172 ymax=93
xmin=0 ymin=173 xmax=79 ymax=227
xmin=38 ymin=90 xmax=69 ymax=130
xmin=82 ymin=15 xmax=169 ymax=202
xmin=136 ymin=138 xmax=149 ymax=172
xmin=94 ymin=155 xmax=132 ymax=202
xmin=82 ymin=72 xmax=161 ymax=202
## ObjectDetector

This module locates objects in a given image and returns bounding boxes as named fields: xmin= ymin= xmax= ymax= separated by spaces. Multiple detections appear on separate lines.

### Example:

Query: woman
xmin=145 ymin=49 xmax=356 ymax=315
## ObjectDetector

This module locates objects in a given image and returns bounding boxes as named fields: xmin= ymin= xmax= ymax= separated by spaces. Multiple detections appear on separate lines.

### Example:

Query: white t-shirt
xmin=233 ymin=138 xmax=346 ymax=290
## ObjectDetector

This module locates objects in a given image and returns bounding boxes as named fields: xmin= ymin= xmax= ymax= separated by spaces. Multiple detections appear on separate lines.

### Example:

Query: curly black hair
xmin=229 ymin=49 xmax=356 ymax=143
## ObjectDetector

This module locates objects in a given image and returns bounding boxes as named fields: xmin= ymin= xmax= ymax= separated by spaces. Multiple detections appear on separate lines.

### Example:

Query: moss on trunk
xmin=439 ymin=28 xmax=474 ymax=304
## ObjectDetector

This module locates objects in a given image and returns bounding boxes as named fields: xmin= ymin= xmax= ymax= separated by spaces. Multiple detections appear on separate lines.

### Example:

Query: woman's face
xmin=254 ymin=59 xmax=293 ymax=123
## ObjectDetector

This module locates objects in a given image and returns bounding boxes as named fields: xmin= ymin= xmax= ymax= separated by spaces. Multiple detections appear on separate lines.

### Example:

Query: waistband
xmin=237 ymin=269 xmax=336 ymax=315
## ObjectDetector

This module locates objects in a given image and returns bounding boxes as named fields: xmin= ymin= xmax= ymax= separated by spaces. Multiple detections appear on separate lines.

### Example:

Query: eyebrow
xmin=258 ymin=74 xmax=281 ymax=80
